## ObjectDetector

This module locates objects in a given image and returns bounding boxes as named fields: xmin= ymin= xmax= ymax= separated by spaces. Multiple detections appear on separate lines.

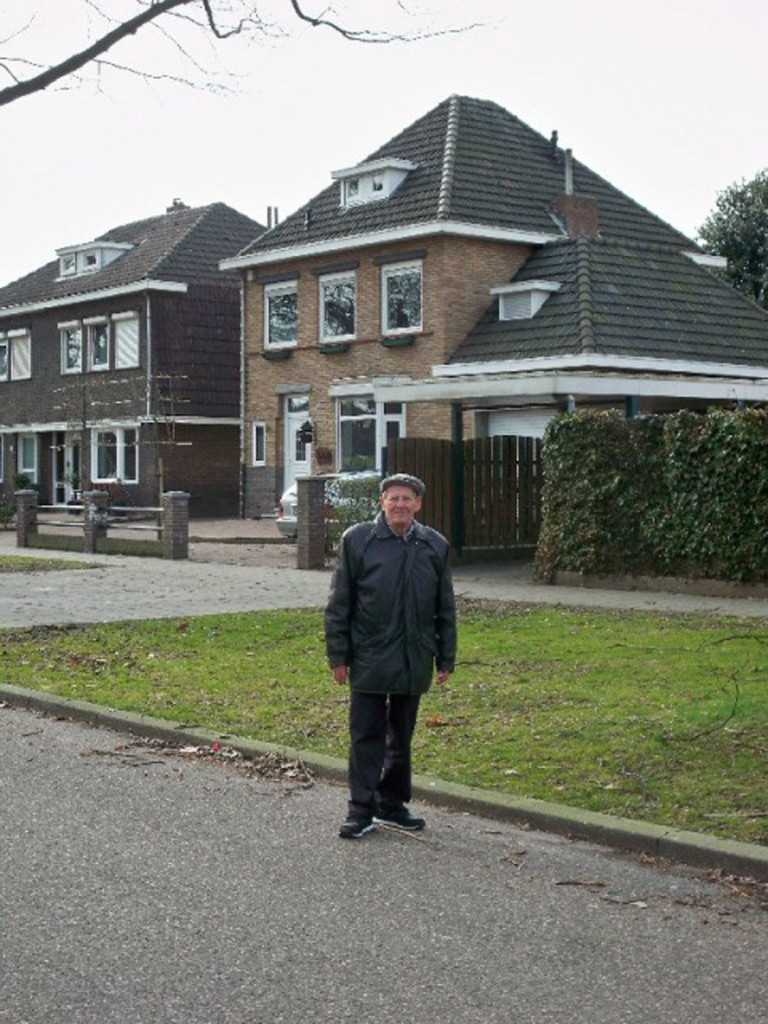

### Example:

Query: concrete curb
xmin=3 ymin=682 xmax=767 ymax=882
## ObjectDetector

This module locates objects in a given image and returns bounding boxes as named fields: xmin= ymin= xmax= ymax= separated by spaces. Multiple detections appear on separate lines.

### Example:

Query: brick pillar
xmin=15 ymin=489 xmax=38 ymax=548
xmin=296 ymin=476 xmax=326 ymax=570
xmin=162 ymin=491 xmax=189 ymax=560
xmin=83 ymin=491 xmax=109 ymax=553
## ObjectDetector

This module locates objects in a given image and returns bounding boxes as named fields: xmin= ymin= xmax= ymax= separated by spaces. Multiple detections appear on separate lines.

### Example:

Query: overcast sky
xmin=1 ymin=0 xmax=765 ymax=287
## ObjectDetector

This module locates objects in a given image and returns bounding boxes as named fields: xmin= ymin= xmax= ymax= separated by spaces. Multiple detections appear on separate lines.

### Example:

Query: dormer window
xmin=56 ymin=241 xmax=133 ymax=280
xmin=332 ymin=158 xmax=417 ymax=208
xmin=491 ymin=280 xmax=562 ymax=321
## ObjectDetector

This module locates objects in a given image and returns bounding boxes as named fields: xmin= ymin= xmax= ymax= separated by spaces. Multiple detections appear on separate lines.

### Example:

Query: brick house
xmin=222 ymin=96 xmax=768 ymax=517
xmin=0 ymin=201 xmax=264 ymax=516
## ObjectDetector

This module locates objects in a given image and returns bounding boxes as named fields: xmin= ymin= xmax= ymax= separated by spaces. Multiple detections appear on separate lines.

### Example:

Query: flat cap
xmin=380 ymin=473 xmax=426 ymax=497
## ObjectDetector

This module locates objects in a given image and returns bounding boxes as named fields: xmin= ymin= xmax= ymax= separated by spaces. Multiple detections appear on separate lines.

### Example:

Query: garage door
xmin=486 ymin=409 xmax=553 ymax=439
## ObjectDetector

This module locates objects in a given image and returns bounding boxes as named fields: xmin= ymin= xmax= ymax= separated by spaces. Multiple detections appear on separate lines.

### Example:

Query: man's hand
xmin=333 ymin=665 xmax=349 ymax=686
xmin=436 ymin=670 xmax=452 ymax=685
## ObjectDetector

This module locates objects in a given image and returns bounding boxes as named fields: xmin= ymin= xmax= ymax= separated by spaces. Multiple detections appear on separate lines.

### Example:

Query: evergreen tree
xmin=699 ymin=170 xmax=768 ymax=309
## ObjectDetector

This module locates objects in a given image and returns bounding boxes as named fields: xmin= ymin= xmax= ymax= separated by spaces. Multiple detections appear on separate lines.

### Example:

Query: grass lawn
xmin=2 ymin=598 xmax=767 ymax=845
xmin=0 ymin=555 xmax=94 ymax=573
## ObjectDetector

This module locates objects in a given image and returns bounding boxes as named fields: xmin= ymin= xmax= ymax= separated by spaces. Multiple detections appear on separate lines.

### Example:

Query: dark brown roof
xmin=450 ymin=239 xmax=768 ymax=368
xmin=238 ymin=95 xmax=696 ymax=258
xmin=0 ymin=203 xmax=265 ymax=311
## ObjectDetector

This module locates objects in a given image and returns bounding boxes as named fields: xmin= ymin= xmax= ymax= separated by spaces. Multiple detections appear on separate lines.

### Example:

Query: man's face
xmin=380 ymin=485 xmax=422 ymax=534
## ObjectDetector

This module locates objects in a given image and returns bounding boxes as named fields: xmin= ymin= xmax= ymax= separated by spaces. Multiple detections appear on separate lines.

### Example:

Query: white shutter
xmin=10 ymin=333 xmax=31 ymax=379
xmin=114 ymin=316 xmax=139 ymax=368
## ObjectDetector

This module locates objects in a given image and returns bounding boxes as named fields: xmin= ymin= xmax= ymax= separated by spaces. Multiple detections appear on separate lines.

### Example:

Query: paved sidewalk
xmin=4 ymin=520 xmax=768 ymax=622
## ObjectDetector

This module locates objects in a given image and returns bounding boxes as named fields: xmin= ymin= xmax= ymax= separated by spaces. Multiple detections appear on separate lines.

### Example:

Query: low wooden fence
xmin=15 ymin=489 xmax=190 ymax=559
xmin=386 ymin=435 xmax=542 ymax=554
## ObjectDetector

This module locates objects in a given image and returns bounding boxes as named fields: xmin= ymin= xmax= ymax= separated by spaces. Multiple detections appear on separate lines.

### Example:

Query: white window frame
xmin=85 ymin=318 xmax=110 ymax=371
xmin=336 ymin=396 xmax=405 ymax=472
xmin=91 ymin=426 xmax=139 ymax=483
xmin=60 ymin=321 xmax=83 ymax=375
xmin=319 ymin=271 xmax=356 ymax=343
xmin=113 ymin=312 xmax=140 ymax=369
xmin=18 ymin=433 xmax=38 ymax=483
xmin=252 ymin=421 xmax=266 ymax=466
xmin=8 ymin=330 xmax=31 ymax=380
xmin=264 ymin=281 xmax=298 ymax=349
xmin=381 ymin=260 xmax=423 ymax=335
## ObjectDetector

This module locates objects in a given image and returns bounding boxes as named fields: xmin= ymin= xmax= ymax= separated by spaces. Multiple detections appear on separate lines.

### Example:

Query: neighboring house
xmin=221 ymin=95 xmax=768 ymax=518
xmin=0 ymin=201 xmax=264 ymax=516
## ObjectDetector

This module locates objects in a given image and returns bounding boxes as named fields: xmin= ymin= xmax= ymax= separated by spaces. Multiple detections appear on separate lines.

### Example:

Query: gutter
xmin=0 ymin=279 xmax=188 ymax=320
xmin=219 ymin=220 xmax=560 ymax=271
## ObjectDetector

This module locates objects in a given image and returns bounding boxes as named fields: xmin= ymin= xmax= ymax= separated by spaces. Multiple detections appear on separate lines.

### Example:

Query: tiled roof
xmin=238 ymin=95 xmax=696 ymax=258
xmin=0 ymin=203 xmax=265 ymax=311
xmin=449 ymin=239 xmax=768 ymax=368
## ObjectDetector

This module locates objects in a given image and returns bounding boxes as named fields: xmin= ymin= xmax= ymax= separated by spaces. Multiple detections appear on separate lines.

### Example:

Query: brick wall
xmin=243 ymin=234 xmax=530 ymax=507
xmin=162 ymin=422 xmax=239 ymax=517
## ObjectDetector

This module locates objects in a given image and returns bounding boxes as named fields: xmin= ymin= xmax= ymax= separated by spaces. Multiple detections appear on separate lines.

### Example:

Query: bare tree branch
xmin=0 ymin=0 xmax=197 ymax=108
xmin=0 ymin=1 xmax=477 ymax=108
xmin=288 ymin=0 xmax=479 ymax=42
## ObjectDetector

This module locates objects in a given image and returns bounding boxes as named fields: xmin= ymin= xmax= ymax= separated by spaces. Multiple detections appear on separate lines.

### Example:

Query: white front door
xmin=284 ymin=395 xmax=312 ymax=489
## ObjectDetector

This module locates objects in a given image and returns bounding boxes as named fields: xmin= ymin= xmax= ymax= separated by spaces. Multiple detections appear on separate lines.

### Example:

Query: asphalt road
xmin=2 ymin=705 xmax=767 ymax=1024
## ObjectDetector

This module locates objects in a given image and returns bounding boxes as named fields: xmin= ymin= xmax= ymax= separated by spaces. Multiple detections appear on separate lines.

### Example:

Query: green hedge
xmin=536 ymin=408 xmax=768 ymax=583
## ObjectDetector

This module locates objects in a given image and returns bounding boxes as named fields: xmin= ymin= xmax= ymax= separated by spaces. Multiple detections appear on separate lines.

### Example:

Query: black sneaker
xmin=338 ymin=816 xmax=377 ymax=839
xmin=373 ymin=808 xmax=426 ymax=831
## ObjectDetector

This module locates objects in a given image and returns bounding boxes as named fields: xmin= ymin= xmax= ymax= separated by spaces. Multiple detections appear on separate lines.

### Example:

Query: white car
xmin=276 ymin=472 xmax=380 ymax=539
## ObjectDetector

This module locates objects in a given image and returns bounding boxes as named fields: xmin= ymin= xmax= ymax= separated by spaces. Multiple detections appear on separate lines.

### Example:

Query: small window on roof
xmin=491 ymin=281 xmax=562 ymax=321
xmin=332 ymin=158 xmax=417 ymax=208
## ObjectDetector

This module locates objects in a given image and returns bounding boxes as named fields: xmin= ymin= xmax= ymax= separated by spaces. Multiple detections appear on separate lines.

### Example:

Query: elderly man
xmin=325 ymin=473 xmax=457 ymax=839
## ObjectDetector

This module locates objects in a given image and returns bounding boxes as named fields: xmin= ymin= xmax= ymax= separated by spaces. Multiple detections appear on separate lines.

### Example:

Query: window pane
xmin=90 ymin=324 xmax=109 ymax=369
xmin=321 ymin=278 xmax=355 ymax=339
xmin=267 ymin=289 xmax=297 ymax=345
xmin=386 ymin=420 xmax=400 ymax=443
xmin=287 ymin=395 xmax=309 ymax=414
xmin=385 ymin=266 xmax=422 ymax=332
xmin=340 ymin=417 xmax=375 ymax=471
xmin=123 ymin=429 xmax=137 ymax=482
xmin=340 ymin=398 xmax=375 ymax=417
xmin=0 ymin=342 xmax=8 ymax=379
xmin=63 ymin=327 xmax=82 ymax=372
xmin=96 ymin=431 xmax=118 ymax=479
xmin=253 ymin=423 xmax=265 ymax=465
xmin=20 ymin=435 xmax=37 ymax=476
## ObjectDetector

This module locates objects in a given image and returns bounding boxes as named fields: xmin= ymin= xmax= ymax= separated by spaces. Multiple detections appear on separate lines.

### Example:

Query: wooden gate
xmin=386 ymin=435 xmax=542 ymax=552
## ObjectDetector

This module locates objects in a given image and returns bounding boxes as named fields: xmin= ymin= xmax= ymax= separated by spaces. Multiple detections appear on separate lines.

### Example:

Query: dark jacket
xmin=325 ymin=513 xmax=457 ymax=695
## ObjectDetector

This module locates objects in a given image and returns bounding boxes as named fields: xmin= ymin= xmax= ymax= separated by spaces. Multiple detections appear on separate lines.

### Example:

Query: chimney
xmin=551 ymin=150 xmax=600 ymax=239
xmin=552 ymin=195 xmax=600 ymax=239
xmin=564 ymin=149 xmax=574 ymax=196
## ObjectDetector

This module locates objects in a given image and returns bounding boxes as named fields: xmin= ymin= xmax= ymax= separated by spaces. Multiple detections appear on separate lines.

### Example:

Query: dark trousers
xmin=347 ymin=691 xmax=421 ymax=819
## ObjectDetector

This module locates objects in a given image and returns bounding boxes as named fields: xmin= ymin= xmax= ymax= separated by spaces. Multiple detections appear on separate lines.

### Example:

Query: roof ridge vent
xmin=437 ymin=95 xmax=460 ymax=219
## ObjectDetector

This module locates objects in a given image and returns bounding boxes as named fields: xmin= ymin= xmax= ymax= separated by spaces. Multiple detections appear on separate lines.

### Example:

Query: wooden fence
xmin=387 ymin=435 xmax=542 ymax=552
